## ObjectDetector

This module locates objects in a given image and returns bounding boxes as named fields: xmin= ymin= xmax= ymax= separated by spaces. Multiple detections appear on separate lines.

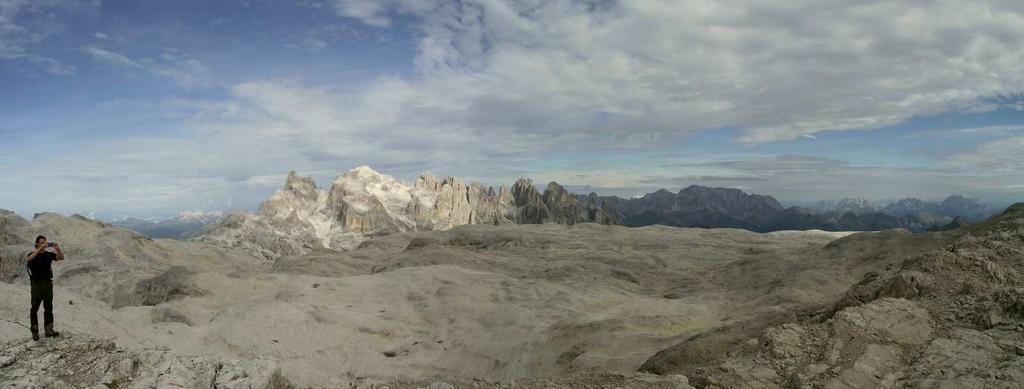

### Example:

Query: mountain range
xmin=813 ymin=195 xmax=995 ymax=221
xmin=194 ymin=167 xmax=619 ymax=259
xmin=107 ymin=167 xmax=998 ymax=257
xmin=577 ymin=187 xmax=998 ymax=233
xmin=109 ymin=211 xmax=224 ymax=239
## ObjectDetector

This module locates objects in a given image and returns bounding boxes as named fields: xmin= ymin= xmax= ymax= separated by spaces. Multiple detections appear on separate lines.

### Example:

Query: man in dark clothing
xmin=25 ymin=235 xmax=64 ymax=341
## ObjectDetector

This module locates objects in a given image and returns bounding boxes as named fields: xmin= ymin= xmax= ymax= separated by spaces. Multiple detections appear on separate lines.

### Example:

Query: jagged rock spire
xmin=207 ymin=166 xmax=621 ymax=258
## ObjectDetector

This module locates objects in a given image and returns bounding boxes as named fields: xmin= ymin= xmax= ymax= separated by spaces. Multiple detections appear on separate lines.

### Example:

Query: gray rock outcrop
xmin=0 ymin=212 xmax=264 ymax=307
xmin=642 ymin=202 xmax=1024 ymax=389
xmin=509 ymin=179 xmax=619 ymax=225
xmin=0 ymin=336 xmax=289 ymax=388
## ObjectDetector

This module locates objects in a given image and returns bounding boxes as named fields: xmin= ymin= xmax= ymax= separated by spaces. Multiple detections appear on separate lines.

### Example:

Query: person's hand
xmin=51 ymin=243 xmax=60 ymax=249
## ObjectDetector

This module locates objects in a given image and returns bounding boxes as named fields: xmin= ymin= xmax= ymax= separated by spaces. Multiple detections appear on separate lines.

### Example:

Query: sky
xmin=2 ymin=0 xmax=1024 ymax=220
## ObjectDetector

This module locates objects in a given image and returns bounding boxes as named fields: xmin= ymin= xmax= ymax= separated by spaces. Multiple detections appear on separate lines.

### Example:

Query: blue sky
xmin=2 ymin=0 xmax=1023 ymax=220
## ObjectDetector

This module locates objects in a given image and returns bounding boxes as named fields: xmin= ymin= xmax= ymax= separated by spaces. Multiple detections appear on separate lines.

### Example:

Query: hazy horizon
xmin=3 ymin=164 xmax=1015 ymax=222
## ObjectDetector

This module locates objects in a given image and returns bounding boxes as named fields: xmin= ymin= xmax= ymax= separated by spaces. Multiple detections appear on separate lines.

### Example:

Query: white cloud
xmin=900 ymin=124 xmax=1024 ymax=140
xmin=331 ymin=0 xmax=393 ymax=27
xmin=81 ymin=45 xmax=139 ymax=68
xmin=241 ymin=174 xmax=289 ymax=187
xmin=319 ymin=0 xmax=1024 ymax=144
xmin=284 ymin=23 xmax=391 ymax=52
xmin=955 ymin=125 xmax=1024 ymax=136
xmin=947 ymin=136 xmax=1024 ymax=173
xmin=81 ymin=46 xmax=212 ymax=89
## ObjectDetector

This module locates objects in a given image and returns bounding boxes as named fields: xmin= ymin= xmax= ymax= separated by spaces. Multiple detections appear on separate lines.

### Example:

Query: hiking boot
xmin=31 ymin=332 xmax=39 ymax=341
xmin=44 ymin=331 xmax=60 ymax=338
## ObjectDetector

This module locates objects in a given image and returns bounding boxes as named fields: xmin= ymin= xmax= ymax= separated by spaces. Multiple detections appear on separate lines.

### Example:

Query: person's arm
xmin=54 ymin=243 xmax=64 ymax=261
xmin=26 ymin=245 xmax=46 ymax=262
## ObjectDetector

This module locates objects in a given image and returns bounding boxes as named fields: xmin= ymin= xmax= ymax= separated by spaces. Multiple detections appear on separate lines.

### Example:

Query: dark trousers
xmin=30 ymin=279 xmax=54 ymax=333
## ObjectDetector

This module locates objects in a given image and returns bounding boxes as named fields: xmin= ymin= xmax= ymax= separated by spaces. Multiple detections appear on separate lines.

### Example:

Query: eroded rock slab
xmin=0 ymin=335 xmax=289 ymax=389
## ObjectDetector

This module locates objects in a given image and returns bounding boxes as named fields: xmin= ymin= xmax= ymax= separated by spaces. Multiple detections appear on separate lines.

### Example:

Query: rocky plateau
xmin=1 ymin=168 xmax=1021 ymax=388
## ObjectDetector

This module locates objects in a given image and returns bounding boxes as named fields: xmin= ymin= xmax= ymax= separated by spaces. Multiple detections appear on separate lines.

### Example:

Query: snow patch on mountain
xmin=177 ymin=210 xmax=224 ymax=223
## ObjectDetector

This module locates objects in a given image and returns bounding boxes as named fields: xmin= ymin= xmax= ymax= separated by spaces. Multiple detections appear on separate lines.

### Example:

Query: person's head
xmin=35 ymin=235 xmax=47 ymax=249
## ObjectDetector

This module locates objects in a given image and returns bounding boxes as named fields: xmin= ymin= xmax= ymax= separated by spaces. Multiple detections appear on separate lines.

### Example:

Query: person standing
xmin=25 ymin=235 xmax=63 ymax=341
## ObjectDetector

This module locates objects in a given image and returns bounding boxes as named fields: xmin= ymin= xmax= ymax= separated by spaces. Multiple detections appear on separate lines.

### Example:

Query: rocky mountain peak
xmin=940 ymin=194 xmax=987 ymax=211
xmin=274 ymin=171 xmax=320 ymax=208
xmin=882 ymin=197 xmax=928 ymax=215
xmin=938 ymin=194 xmax=993 ymax=220
xmin=329 ymin=167 xmax=413 ymax=212
xmin=512 ymin=178 xmax=542 ymax=207
xmin=176 ymin=211 xmax=224 ymax=223
xmin=201 ymin=168 xmax=620 ymax=257
xmin=679 ymin=185 xmax=785 ymax=211
xmin=342 ymin=165 xmax=385 ymax=180
xmin=541 ymin=182 xmax=587 ymax=225
xmin=285 ymin=170 xmax=316 ymax=189
xmin=613 ymin=185 xmax=785 ymax=230
xmin=496 ymin=184 xmax=513 ymax=204
xmin=941 ymin=194 xmax=969 ymax=203
xmin=415 ymin=172 xmax=441 ymax=191
xmin=817 ymin=197 xmax=881 ymax=213
xmin=543 ymin=181 xmax=569 ymax=197
xmin=892 ymin=197 xmax=926 ymax=207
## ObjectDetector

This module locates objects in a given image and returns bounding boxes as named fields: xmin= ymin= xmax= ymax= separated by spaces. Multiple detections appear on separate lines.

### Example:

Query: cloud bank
xmin=316 ymin=0 xmax=1024 ymax=144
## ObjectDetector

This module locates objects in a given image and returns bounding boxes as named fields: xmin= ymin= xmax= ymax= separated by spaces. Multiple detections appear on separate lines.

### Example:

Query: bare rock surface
xmin=646 ymin=203 xmax=1024 ymax=389
xmin=0 ymin=208 xmax=855 ymax=387
xmin=358 ymin=373 xmax=695 ymax=389
xmin=3 ymin=201 xmax=1023 ymax=388
xmin=0 ymin=335 xmax=288 ymax=388
xmin=0 ymin=212 xmax=264 ymax=306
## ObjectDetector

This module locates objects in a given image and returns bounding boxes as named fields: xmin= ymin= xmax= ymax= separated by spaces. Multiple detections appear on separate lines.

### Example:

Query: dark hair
xmin=35 ymin=235 xmax=46 ymax=245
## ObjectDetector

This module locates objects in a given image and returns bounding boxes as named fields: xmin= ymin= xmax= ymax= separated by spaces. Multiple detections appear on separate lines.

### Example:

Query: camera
xmin=47 ymin=242 xmax=55 ymax=247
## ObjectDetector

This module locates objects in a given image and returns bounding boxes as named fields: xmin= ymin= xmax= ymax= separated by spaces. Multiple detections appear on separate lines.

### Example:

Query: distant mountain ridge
xmin=805 ymin=195 xmax=994 ymax=221
xmin=885 ymin=195 xmax=994 ymax=221
xmin=816 ymin=198 xmax=882 ymax=215
xmin=578 ymin=186 xmax=784 ymax=231
xmin=577 ymin=188 xmax=997 ymax=233
xmin=111 ymin=166 xmax=998 ymax=253
xmin=110 ymin=211 xmax=223 ymax=239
